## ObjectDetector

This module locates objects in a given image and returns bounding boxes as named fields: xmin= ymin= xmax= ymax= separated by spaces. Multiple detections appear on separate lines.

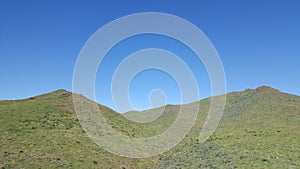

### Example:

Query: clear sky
xmin=1 ymin=0 xmax=299 ymax=111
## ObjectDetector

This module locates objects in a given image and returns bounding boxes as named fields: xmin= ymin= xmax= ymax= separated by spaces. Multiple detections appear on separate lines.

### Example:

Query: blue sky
xmin=1 ymin=0 xmax=299 ymax=111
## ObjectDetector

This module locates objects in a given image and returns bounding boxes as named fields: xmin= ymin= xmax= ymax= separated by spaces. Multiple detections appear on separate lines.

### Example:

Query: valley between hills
xmin=0 ymin=86 xmax=299 ymax=168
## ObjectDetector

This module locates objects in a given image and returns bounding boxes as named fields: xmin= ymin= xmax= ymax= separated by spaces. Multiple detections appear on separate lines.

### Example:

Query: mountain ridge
xmin=2 ymin=85 xmax=292 ymax=112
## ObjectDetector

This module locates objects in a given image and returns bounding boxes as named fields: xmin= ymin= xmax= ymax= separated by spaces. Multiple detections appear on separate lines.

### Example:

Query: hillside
xmin=156 ymin=87 xmax=300 ymax=168
xmin=0 ymin=86 xmax=299 ymax=168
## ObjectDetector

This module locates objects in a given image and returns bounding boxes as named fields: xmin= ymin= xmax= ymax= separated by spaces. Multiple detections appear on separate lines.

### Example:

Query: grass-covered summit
xmin=0 ymin=86 xmax=299 ymax=168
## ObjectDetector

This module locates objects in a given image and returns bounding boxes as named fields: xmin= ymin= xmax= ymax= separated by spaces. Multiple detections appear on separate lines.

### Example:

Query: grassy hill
xmin=0 ymin=86 xmax=299 ymax=168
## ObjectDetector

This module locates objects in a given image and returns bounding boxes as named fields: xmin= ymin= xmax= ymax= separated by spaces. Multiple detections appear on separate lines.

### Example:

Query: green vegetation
xmin=156 ymin=87 xmax=300 ymax=168
xmin=0 ymin=86 xmax=299 ymax=168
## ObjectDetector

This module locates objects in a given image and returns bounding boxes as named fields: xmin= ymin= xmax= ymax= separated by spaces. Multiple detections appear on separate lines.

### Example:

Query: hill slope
xmin=156 ymin=86 xmax=300 ymax=168
xmin=0 ymin=86 xmax=299 ymax=168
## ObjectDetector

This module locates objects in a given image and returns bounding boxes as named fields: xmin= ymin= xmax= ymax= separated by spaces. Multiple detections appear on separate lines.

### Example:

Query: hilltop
xmin=0 ymin=86 xmax=299 ymax=168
